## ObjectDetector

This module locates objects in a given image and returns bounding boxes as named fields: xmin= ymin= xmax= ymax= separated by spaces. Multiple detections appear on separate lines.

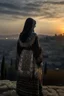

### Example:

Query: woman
xmin=16 ymin=18 xmax=43 ymax=96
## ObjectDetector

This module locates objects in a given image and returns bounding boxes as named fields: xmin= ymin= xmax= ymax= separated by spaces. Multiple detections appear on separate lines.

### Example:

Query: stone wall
xmin=0 ymin=80 xmax=64 ymax=96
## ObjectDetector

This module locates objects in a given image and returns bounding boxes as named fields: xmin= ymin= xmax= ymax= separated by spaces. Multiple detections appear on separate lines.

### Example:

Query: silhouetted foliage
xmin=7 ymin=58 xmax=17 ymax=81
xmin=15 ymin=59 xmax=17 ymax=70
xmin=15 ymin=57 xmax=19 ymax=70
xmin=11 ymin=58 xmax=13 ymax=66
xmin=1 ymin=55 xmax=6 ymax=80
xmin=4 ymin=68 xmax=7 ymax=80
xmin=7 ymin=59 xmax=13 ymax=80
xmin=44 ymin=62 xmax=47 ymax=74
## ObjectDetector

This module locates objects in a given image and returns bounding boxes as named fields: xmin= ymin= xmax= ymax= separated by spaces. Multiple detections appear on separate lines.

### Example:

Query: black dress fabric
xmin=16 ymin=32 xmax=43 ymax=96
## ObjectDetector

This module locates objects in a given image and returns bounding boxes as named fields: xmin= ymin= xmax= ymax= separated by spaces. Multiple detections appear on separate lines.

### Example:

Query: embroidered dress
xmin=16 ymin=32 xmax=43 ymax=96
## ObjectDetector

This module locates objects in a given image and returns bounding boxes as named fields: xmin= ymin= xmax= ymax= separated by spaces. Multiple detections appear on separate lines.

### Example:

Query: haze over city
xmin=0 ymin=0 xmax=64 ymax=36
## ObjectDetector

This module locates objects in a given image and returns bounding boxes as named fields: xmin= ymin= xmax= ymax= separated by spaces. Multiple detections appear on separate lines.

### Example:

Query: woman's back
xmin=16 ymin=32 xmax=40 ymax=96
xmin=16 ymin=18 xmax=43 ymax=96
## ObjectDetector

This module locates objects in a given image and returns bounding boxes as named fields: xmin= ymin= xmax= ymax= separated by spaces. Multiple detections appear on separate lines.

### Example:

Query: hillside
xmin=0 ymin=80 xmax=64 ymax=96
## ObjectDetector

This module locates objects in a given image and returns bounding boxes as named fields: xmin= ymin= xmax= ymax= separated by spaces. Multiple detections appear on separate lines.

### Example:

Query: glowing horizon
xmin=0 ymin=0 xmax=64 ymax=36
xmin=0 ymin=16 xmax=64 ymax=36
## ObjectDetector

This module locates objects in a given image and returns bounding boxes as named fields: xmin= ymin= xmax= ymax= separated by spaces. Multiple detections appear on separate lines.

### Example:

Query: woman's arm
xmin=32 ymin=35 xmax=43 ymax=67
xmin=15 ymin=39 xmax=23 ymax=70
xmin=17 ymin=40 xmax=22 ymax=57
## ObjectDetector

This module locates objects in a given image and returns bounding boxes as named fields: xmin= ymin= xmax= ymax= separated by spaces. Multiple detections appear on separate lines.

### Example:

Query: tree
xmin=7 ymin=58 xmax=17 ymax=81
xmin=44 ymin=62 xmax=47 ymax=75
xmin=11 ymin=58 xmax=13 ymax=66
xmin=15 ymin=57 xmax=18 ymax=70
xmin=1 ymin=55 xmax=6 ymax=80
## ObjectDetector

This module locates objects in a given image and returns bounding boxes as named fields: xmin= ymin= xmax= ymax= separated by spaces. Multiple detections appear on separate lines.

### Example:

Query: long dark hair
xmin=19 ymin=18 xmax=36 ymax=42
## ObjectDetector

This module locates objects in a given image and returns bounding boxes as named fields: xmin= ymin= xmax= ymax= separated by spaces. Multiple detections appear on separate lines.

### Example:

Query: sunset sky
xmin=0 ymin=0 xmax=64 ymax=36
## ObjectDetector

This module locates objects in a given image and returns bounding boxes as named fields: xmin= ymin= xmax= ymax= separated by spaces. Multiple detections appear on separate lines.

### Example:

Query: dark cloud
xmin=41 ymin=12 xmax=57 ymax=18
xmin=0 ymin=3 xmax=20 ymax=10
xmin=26 ymin=2 xmax=42 ymax=7
xmin=43 ymin=1 xmax=64 ymax=5
xmin=0 ymin=0 xmax=64 ymax=19
xmin=0 ymin=13 xmax=25 ymax=21
xmin=0 ymin=2 xmax=41 ymax=17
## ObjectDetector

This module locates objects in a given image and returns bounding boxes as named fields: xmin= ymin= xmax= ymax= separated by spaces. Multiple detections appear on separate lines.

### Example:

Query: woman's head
xmin=20 ymin=18 xmax=36 ymax=42
xmin=23 ymin=18 xmax=36 ymax=33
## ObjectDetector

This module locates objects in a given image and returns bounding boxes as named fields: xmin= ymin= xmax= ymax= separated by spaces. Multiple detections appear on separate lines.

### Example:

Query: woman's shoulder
xmin=32 ymin=32 xmax=38 ymax=39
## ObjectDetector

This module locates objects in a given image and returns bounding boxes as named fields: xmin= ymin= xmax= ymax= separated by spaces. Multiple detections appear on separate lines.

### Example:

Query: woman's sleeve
xmin=32 ymin=35 xmax=43 ymax=67
xmin=16 ymin=40 xmax=22 ymax=57
xmin=16 ymin=39 xmax=23 ymax=69
xmin=16 ymin=33 xmax=23 ymax=57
